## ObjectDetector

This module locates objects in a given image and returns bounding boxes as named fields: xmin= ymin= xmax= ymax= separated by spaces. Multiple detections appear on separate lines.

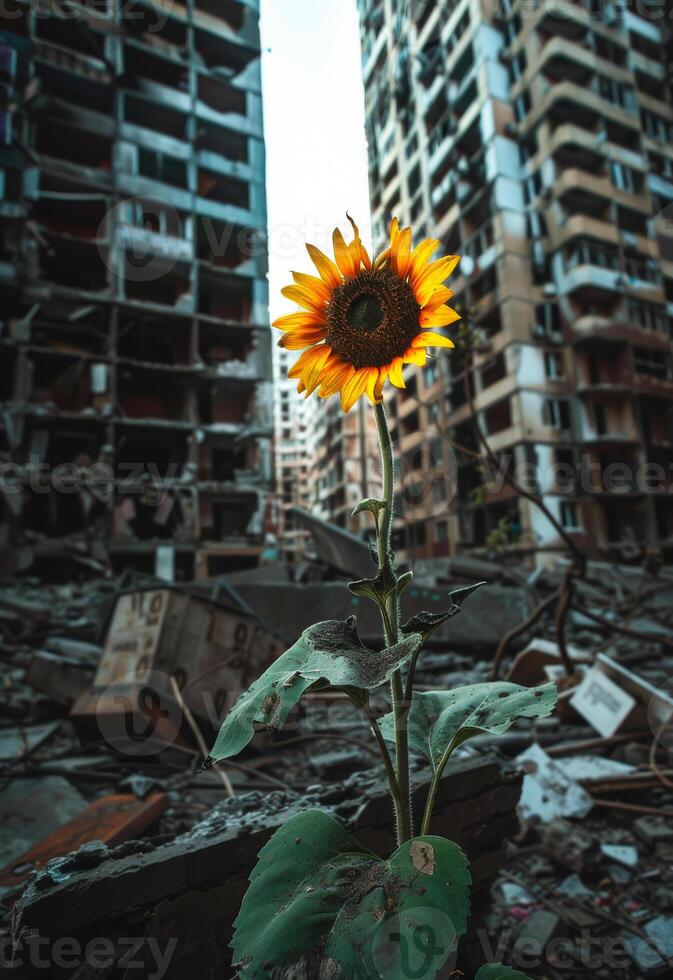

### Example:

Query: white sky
xmin=260 ymin=0 xmax=371 ymax=324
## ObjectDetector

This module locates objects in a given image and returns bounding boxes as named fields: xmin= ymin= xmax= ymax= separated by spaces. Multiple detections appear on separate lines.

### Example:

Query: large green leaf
xmin=231 ymin=810 xmax=471 ymax=980
xmin=380 ymin=682 xmax=557 ymax=768
xmin=476 ymin=965 xmax=532 ymax=979
xmin=207 ymin=618 xmax=422 ymax=763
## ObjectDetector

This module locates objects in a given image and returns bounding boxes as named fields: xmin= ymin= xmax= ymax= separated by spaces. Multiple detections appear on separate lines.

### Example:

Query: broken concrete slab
xmin=0 ymin=776 xmax=87 ymax=870
xmin=0 ymin=792 xmax=169 ymax=889
xmin=12 ymin=756 xmax=522 ymax=939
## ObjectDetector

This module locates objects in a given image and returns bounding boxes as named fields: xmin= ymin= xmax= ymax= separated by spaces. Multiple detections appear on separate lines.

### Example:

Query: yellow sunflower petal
xmin=346 ymin=213 xmax=371 ymax=272
xmin=422 ymin=287 xmax=454 ymax=312
xmin=272 ymin=311 xmax=325 ymax=332
xmin=288 ymin=345 xmax=330 ymax=379
xmin=408 ymin=239 xmax=440 ymax=284
xmin=373 ymin=246 xmax=391 ymax=271
xmin=297 ymin=381 xmax=306 ymax=394
xmin=333 ymin=228 xmax=357 ymax=279
xmin=281 ymin=284 xmax=326 ymax=314
xmin=302 ymin=346 xmax=334 ymax=394
xmin=388 ymin=357 xmax=405 ymax=388
xmin=365 ymin=366 xmax=383 ymax=404
xmin=391 ymin=226 xmax=412 ymax=279
xmin=374 ymin=366 xmax=387 ymax=402
xmin=278 ymin=327 xmax=327 ymax=350
xmin=420 ymin=305 xmax=461 ymax=328
xmin=340 ymin=367 xmax=370 ymax=413
xmin=319 ymin=362 xmax=355 ymax=398
xmin=389 ymin=216 xmax=400 ymax=248
xmin=413 ymin=255 xmax=461 ymax=301
xmin=306 ymin=243 xmax=342 ymax=288
xmin=291 ymin=271 xmax=332 ymax=303
xmin=403 ymin=346 xmax=427 ymax=367
xmin=411 ymin=331 xmax=456 ymax=349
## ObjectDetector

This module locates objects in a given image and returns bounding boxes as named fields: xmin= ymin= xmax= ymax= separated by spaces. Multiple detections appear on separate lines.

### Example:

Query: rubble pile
xmin=0 ymin=555 xmax=671 ymax=978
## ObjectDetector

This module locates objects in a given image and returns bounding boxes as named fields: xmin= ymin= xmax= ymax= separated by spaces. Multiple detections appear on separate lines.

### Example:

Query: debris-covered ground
xmin=1 ymin=554 xmax=672 ymax=978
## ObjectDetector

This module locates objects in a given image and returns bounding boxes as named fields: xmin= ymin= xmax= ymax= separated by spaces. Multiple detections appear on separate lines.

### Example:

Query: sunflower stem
xmin=374 ymin=402 xmax=412 ymax=846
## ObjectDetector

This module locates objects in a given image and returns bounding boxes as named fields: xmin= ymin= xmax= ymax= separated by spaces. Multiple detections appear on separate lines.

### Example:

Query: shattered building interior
xmin=1 ymin=1 xmax=673 ymax=979
xmin=352 ymin=0 xmax=673 ymax=565
xmin=0 ymin=0 xmax=273 ymax=582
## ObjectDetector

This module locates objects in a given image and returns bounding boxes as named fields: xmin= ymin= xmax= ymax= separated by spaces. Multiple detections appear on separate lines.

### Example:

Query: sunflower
xmin=272 ymin=216 xmax=461 ymax=412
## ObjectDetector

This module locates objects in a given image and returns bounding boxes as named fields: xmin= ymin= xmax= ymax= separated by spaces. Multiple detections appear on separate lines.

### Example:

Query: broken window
xmin=560 ymin=501 xmax=581 ymax=531
xmin=482 ymin=398 xmax=512 ymax=436
xmin=198 ymin=270 xmax=252 ymax=321
xmin=39 ymin=235 xmax=109 ymax=293
xmin=543 ymin=398 xmax=571 ymax=431
xmin=117 ymin=313 xmax=192 ymax=366
xmin=34 ymin=117 xmax=113 ymax=170
xmin=197 ymin=169 xmax=250 ymax=210
xmin=118 ymin=367 xmax=189 ymax=422
xmin=115 ymin=428 xmax=189 ymax=480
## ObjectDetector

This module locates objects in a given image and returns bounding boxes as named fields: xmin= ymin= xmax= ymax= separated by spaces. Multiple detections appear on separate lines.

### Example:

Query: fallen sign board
xmin=597 ymin=652 xmax=673 ymax=734
xmin=0 ymin=792 xmax=168 ymax=889
xmin=570 ymin=667 xmax=638 ymax=738
xmin=71 ymin=586 xmax=285 ymax=753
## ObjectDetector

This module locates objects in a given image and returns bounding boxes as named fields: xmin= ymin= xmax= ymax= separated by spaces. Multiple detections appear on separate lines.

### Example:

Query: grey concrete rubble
xmin=0 ymin=555 xmax=672 ymax=978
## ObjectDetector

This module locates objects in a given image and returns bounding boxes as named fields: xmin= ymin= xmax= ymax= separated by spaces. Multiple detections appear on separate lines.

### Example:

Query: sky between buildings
xmin=260 ymin=0 xmax=371 ymax=326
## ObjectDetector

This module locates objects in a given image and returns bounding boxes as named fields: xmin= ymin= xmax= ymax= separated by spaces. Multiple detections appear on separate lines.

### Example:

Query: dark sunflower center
xmin=347 ymin=291 xmax=384 ymax=334
xmin=325 ymin=269 xmax=421 ymax=369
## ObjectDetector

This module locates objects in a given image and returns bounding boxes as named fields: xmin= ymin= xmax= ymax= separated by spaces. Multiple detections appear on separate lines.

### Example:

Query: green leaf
xmin=476 ymin=965 xmax=533 ymax=980
xmin=401 ymin=581 xmax=486 ymax=639
xmin=351 ymin=497 xmax=387 ymax=519
xmin=348 ymin=566 xmax=397 ymax=602
xmin=207 ymin=617 xmax=423 ymax=763
xmin=380 ymin=681 xmax=557 ymax=768
xmin=231 ymin=810 xmax=471 ymax=980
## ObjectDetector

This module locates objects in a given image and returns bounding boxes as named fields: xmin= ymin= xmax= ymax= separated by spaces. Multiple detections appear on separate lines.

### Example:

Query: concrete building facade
xmin=0 ymin=0 xmax=273 ymax=581
xmin=357 ymin=0 xmax=673 ymax=565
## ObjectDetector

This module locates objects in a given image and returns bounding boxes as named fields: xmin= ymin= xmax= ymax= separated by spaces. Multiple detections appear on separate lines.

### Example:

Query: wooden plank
xmin=0 ymin=792 xmax=168 ymax=888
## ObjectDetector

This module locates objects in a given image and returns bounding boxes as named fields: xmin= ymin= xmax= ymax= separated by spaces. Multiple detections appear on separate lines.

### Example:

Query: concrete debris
xmin=0 ymin=777 xmax=87 ymax=872
xmin=0 ymin=555 xmax=671 ymax=978
xmin=517 ymin=744 xmax=595 ymax=823
xmin=0 ymin=792 xmax=168 ymax=890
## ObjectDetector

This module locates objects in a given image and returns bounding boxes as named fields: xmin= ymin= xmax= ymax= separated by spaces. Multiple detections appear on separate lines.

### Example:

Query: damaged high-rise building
xmin=0 ymin=0 xmax=273 ymax=581
xmin=356 ymin=0 xmax=673 ymax=566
